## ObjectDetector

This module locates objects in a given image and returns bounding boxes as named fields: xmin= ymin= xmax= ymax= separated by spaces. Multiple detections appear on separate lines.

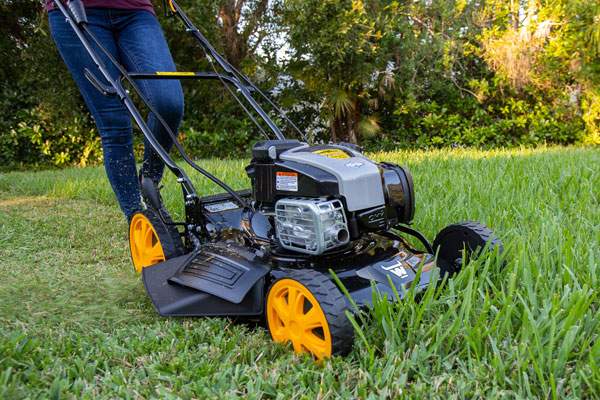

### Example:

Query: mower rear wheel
xmin=128 ymin=209 xmax=184 ymax=273
xmin=433 ymin=221 xmax=503 ymax=275
xmin=266 ymin=269 xmax=354 ymax=360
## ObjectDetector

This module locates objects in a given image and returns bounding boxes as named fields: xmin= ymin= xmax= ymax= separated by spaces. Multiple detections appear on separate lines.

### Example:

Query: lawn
xmin=0 ymin=146 xmax=598 ymax=399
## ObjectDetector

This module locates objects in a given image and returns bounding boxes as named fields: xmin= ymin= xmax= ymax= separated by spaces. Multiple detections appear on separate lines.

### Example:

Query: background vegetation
xmin=1 ymin=0 xmax=599 ymax=169
xmin=1 ymin=147 xmax=598 ymax=397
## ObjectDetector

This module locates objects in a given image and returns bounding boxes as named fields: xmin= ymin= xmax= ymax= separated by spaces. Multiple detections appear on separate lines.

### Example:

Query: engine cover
xmin=247 ymin=141 xmax=385 ymax=212
xmin=279 ymin=145 xmax=385 ymax=211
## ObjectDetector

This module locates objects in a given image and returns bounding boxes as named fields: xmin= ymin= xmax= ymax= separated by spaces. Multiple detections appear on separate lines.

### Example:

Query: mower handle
xmin=125 ymin=72 xmax=255 ymax=93
xmin=64 ymin=0 xmax=88 ymax=25
xmin=84 ymin=68 xmax=117 ymax=96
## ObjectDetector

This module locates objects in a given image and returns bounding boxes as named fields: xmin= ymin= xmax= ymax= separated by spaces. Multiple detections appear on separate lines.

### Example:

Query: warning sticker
xmin=276 ymin=171 xmax=298 ymax=191
xmin=204 ymin=201 xmax=239 ymax=213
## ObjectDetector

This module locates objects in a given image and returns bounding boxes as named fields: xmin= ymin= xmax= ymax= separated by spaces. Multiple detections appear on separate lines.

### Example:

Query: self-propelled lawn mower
xmin=55 ymin=0 xmax=503 ymax=359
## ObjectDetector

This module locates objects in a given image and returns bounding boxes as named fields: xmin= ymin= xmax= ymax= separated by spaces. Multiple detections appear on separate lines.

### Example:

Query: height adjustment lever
xmin=84 ymin=68 xmax=117 ymax=96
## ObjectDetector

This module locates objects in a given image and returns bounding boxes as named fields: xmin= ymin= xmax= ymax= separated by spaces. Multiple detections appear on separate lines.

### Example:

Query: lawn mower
xmin=55 ymin=0 xmax=503 ymax=359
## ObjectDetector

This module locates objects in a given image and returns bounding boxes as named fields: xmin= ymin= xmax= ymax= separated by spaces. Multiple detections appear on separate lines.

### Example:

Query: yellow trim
xmin=129 ymin=213 xmax=166 ymax=273
xmin=168 ymin=0 xmax=176 ymax=13
xmin=266 ymin=279 xmax=332 ymax=360
xmin=155 ymin=71 xmax=196 ymax=76
xmin=313 ymin=148 xmax=350 ymax=159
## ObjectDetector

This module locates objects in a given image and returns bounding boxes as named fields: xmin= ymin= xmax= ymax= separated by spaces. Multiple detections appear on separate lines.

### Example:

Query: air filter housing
xmin=275 ymin=198 xmax=349 ymax=255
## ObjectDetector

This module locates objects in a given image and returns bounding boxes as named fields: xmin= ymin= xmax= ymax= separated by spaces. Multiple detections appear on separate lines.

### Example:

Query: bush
xmin=363 ymin=89 xmax=583 ymax=150
xmin=180 ymin=119 xmax=257 ymax=159
xmin=0 ymin=87 xmax=101 ymax=170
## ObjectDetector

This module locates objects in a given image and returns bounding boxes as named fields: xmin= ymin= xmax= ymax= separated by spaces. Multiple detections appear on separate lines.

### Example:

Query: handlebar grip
xmin=68 ymin=0 xmax=88 ymax=25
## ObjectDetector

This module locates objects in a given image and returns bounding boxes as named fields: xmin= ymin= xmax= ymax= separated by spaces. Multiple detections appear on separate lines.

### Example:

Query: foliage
xmin=581 ymin=90 xmax=600 ymax=145
xmin=180 ymin=120 xmax=256 ymax=158
xmin=0 ymin=0 xmax=100 ymax=168
xmin=0 ymin=0 xmax=598 ymax=169
xmin=280 ymin=0 xmax=593 ymax=148
xmin=364 ymin=88 xmax=583 ymax=150
xmin=283 ymin=0 xmax=390 ymax=143
xmin=1 ymin=147 xmax=599 ymax=397
xmin=479 ymin=0 xmax=600 ymax=145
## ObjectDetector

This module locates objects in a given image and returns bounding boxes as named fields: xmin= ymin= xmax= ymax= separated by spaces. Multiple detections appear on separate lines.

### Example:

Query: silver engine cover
xmin=275 ymin=197 xmax=350 ymax=255
xmin=279 ymin=145 xmax=385 ymax=211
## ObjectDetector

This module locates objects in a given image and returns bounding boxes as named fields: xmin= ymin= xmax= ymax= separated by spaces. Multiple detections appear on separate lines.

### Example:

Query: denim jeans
xmin=49 ymin=8 xmax=184 ymax=219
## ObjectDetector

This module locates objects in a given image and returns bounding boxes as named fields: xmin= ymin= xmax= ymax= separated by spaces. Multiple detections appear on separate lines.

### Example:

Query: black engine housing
xmin=246 ymin=140 xmax=415 ymax=240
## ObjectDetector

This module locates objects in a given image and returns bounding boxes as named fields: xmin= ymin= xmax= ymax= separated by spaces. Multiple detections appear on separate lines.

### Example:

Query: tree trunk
xmin=218 ymin=1 xmax=247 ymax=69
xmin=331 ymin=117 xmax=339 ymax=142
xmin=347 ymin=99 xmax=360 ymax=144
xmin=329 ymin=99 xmax=360 ymax=144
xmin=218 ymin=0 xmax=268 ymax=69
xmin=510 ymin=0 xmax=520 ymax=30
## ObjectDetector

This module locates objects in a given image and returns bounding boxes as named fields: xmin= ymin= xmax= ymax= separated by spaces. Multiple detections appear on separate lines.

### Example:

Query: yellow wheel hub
xmin=266 ymin=279 xmax=332 ymax=359
xmin=129 ymin=213 xmax=166 ymax=273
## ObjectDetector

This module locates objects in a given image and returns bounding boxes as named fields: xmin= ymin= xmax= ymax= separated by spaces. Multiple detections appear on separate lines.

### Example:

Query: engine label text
xmin=276 ymin=172 xmax=298 ymax=192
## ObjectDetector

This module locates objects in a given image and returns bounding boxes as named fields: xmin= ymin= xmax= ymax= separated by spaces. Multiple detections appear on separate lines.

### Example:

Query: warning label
xmin=204 ymin=201 xmax=239 ymax=213
xmin=276 ymin=171 xmax=298 ymax=191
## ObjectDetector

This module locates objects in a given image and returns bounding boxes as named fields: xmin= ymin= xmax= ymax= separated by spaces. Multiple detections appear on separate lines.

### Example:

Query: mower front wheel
xmin=266 ymin=269 xmax=354 ymax=360
xmin=433 ymin=221 xmax=503 ymax=275
xmin=128 ymin=209 xmax=184 ymax=273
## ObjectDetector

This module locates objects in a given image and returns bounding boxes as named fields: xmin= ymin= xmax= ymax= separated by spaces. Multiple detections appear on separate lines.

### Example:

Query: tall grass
xmin=0 ymin=146 xmax=598 ymax=398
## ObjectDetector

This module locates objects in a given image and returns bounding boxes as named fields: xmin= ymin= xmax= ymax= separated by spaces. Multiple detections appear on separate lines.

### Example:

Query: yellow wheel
xmin=129 ymin=209 xmax=183 ymax=273
xmin=266 ymin=269 xmax=353 ymax=359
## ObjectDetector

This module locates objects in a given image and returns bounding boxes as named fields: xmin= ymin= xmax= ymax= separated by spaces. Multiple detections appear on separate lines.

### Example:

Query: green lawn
xmin=0 ymin=146 xmax=598 ymax=398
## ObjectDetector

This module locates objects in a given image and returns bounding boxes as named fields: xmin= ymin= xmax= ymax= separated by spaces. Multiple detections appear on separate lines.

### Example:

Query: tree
xmin=479 ymin=0 xmax=600 ymax=144
xmin=218 ymin=0 xmax=270 ymax=69
xmin=283 ymin=0 xmax=389 ymax=144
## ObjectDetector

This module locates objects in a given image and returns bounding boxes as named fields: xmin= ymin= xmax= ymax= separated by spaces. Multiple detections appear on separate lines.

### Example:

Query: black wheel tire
xmin=433 ymin=221 xmax=503 ymax=275
xmin=266 ymin=269 xmax=354 ymax=359
xmin=128 ymin=208 xmax=184 ymax=273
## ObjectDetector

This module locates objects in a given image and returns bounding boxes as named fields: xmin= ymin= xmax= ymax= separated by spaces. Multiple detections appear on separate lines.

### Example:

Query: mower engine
xmin=246 ymin=140 xmax=415 ymax=256
xmin=275 ymin=197 xmax=349 ymax=255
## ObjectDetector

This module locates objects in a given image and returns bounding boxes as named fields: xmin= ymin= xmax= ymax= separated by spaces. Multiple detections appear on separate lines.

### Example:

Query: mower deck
xmin=143 ymin=235 xmax=437 ymax=317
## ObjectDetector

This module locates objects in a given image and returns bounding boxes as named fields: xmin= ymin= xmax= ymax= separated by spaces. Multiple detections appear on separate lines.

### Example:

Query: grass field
xmin=0 ymin=146 xmax=598 ymax=398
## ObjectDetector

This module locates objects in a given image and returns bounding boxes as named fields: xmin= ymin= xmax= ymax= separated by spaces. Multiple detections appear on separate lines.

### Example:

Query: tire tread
xmin=269 ymin=269 xmax=354 ymax=356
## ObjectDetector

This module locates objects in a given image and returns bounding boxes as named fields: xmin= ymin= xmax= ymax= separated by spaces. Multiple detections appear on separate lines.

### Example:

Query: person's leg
xmin=115 ymin=10 xmax=184 ymax=185
xmin=49 ymin=10 xmax=142 ymax=219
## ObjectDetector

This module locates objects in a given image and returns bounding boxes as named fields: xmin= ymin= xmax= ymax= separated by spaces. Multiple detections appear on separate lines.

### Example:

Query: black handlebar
xmin=51 ymin=0 xmax=308 ymax=213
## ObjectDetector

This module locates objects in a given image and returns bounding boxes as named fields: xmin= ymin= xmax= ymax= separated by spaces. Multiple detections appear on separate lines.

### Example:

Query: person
xmin=46 ymin=0 xmax=184 ymax=220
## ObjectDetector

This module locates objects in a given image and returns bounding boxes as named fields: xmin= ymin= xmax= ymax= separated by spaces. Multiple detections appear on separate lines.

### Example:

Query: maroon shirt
xmin=46 ymin=0 xmax=155 ymax=14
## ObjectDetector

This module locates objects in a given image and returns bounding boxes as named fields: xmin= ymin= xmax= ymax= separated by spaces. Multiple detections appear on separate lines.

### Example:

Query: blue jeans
xmin=49 ymin=8 xmax=184 ymax=219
